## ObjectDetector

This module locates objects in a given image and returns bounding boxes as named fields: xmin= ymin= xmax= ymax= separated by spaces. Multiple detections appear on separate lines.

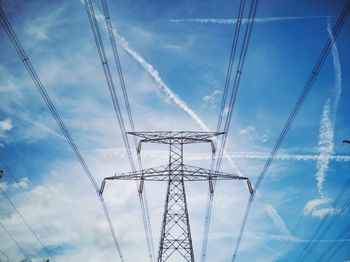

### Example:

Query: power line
xmin=0 ymin=189 xmax=56 ymax=262
xmin=321 ymin=226 xmax=350 ymax=262
xmin=0 ymin=157 xmax=54 ymax=239
xmin=216 ymin=0 xmax=247 ymax=134
xmin=99 ymin=0 xmax=155 ymax=258
xmin=201 ymin=0 xmax=259 ymax=260
xmin=83 ymin=0 xmax=155 ymax=260
xmin=298 ymin=197 xmax=350 ymax=261
xmin=0 ymin=221 xmax=29 ymax=261
xmin=0 ymin=6 xmax=124 ymax=261
xmin=200 ymin=0 xmax=248 ymax=260
xmin=0 ymin=248 xmax=13 ymax=262
xmin=296 ymin=174 xmax=350 ymax=260
xmin=216 ymin=0 xmax=259 ymax=170
xmin=231 ymin=1 xmax=350 ymax=261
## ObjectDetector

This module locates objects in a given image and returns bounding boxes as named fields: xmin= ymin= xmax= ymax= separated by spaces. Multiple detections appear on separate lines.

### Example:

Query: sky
xmin=0 ymin=0 xmax=349 ymax=261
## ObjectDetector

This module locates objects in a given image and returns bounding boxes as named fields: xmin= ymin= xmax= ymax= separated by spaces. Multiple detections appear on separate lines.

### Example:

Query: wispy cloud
xmin=264 ymin=204 xmax=291 ymax=236
xmin=24 ymin=4 xmax=68 ymax=42
xmin=303 ymin=197 xmax=334 ymax=218
xmin=167 ymin=16 xmax=329 ymax=25
xmin=1 ymin=109 xmax=66 ymax=141
xmin=304 ymin=19 xmax=342 ymax=218
xmin=202 ymin=90 xmax=222 ymax=103
xmin=0 ymin=118 xmax=13 ymax=132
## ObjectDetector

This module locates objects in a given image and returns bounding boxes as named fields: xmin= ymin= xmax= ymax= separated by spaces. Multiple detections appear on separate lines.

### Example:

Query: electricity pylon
xmin=100 ymin=131 xmax=253 ymax=262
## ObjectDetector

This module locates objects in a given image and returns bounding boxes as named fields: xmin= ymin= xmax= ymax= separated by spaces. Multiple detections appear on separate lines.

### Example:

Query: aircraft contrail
xmin=167 ymin=16 xmax=329 ymax=25
xmin=92 ymin=10 xmax=209 ymax=132
xmin=186 ymin=152 xmax=350 ymax=162
xmin=265 ymin=204 xmax=291 ymax=236
xmin=315 ymin=19 xmax=342 ymax=195
xmin=89 ymin=6 xmax=244 ymax=175
xmin=303 ymin=18 xmax=342 ymax=218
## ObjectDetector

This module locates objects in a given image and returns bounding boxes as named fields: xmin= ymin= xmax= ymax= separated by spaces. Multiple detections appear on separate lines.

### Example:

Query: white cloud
xmin=239 ymin=125 xmax=256 ymax=140
xmin=11 ymin=177 xmax=30 ymax=190
xmin=0 ymin=182 xmax=9 ymax=192
xmin=24 ymin=4 xmax=68 ymax=42
xmin=0 ymin=119 xmax=13 ymax=132
xmin=304 ymin=197 xmax=334 ymax=218
xmin=202 ymin=90 xmax=222 ymax=103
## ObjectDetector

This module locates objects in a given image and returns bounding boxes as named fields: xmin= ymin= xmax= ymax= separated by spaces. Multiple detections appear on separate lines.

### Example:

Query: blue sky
xmin=0 ymin=0 xmax=350 ymax=261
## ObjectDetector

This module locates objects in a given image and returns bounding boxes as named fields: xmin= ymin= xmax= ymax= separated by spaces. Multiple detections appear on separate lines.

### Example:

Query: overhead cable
xmin=0 ymin=249 xmax=13 ymax=262
xmin=0 ymin=157 xmax=54 ymax=239
xmin=321 ymin=226 xmax=350 ymax=262
xmin=200 ymin=0 xmax=249 ymax=260
xmin=0 ymin=221 xmax=29 ymax=261
xmin=297 ymin=174 xmax=350 ymax=261
xmin=0 ymin=6 xmax=124 ymax=261
xmin=83 ymin=0 xmax=154 ymax=260
xmin=100 ymin=0 xmax=154 ymax=256
xmin=0 ymin=189 xmax=56 ymax=262
xmin=231 ymin=1 xmax=350 ymax=261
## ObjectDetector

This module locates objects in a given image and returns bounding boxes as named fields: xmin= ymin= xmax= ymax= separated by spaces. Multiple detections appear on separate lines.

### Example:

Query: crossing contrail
xmin=303 ymin=19 xmax=342 ymax=218
xmin=186 ymin=152 xmax=350 ymax=162
xmin=315 ymin=19 xmax=342 ymax=195
xmin=167 ymin=16 xmax=329 ymax=25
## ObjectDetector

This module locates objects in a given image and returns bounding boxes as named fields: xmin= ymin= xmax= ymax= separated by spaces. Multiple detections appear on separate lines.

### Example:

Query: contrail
xmin=0 ymin=109 xmax=66 ymax=141
xmin=88 ymin=5 xmax=244 ymax=175
xmin=92 ymin=9 xmax=209 ymax=132
xmin=209 ymin=231 xmax=350 ymax=243
xmin=315 ymin=19 xmax=342 ymax=196
xmin=167 ymin=16 xmax=329 ymax=25
xmin=265 ymin=204 xmax=291 ymax=236
xmin=303 ymin=19 xmax=342 ymax=218
xmin=186 ymin=152 xmax=350 ymax=162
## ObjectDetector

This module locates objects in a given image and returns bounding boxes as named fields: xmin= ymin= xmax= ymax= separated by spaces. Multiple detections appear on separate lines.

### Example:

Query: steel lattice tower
xmin=100 ymin=131 xmax=253 ymax=262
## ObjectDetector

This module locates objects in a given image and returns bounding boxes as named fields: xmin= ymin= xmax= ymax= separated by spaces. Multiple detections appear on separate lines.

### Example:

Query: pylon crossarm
xmin=99 ymin=165 xmax=168 ymax=195
xmin=99 ymin=164 xmax=254 ymax=194
xmin=128 ymin=131 xmax=224 ymax=144
xmin=103 ymin=165 xmax=247 ymax=182
xmin=139 ymin=138 xmax=213 ymax=145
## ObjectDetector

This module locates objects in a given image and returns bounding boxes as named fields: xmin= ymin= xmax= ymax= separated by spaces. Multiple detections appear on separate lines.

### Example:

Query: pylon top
xmin=127 ymin=131 xmax=224 ymax=144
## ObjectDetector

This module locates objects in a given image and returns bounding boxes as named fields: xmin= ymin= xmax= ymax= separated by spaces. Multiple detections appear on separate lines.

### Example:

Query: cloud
xmin=303 ymin=197 xmax=334 ymax=218
xmin=202 ymin=90 xmax=222 ymax=103
xmin=0 ymin=182 xmax=9 ymax=191
xmin=167 ymin=16 xmax=330 ymax=25
xmin=11 ymin=177 xmax=29 ymax=190
xmin=264 ymin=204 xmax=291 ymax=236
xmin=239 ymin=125 xmax=256 ymax=141
xmin=24 ymin=4 xmax=68 ymax=42
xmin=0 ymin=119 xmax=13 ymax=132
